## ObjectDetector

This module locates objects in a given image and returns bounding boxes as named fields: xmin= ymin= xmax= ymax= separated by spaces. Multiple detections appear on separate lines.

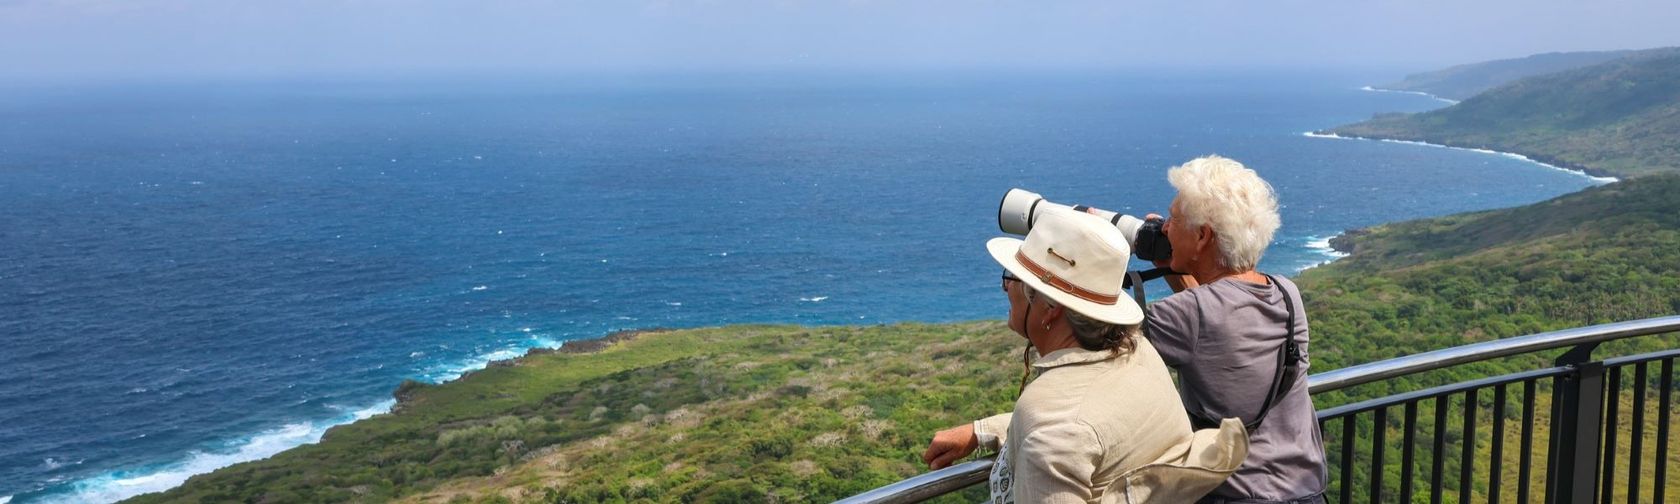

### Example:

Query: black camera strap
xmin=1189 ymin=273 xmax=1302 ymax=431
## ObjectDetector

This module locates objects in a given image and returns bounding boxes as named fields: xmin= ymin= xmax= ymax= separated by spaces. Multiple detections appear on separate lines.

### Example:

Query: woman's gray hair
xmin=1167 ymin=155 xmax=1281 ymax=272
xmin=1023 ymin=286 xmax=1139 ymax=357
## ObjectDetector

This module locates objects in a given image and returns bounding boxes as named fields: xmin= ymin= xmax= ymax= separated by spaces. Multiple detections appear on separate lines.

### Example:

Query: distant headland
xmin=1318 ymin=46 xmax=1680 ymax=180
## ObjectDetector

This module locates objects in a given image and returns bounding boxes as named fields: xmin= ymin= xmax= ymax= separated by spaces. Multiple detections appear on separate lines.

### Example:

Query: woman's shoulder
xmin=1021 ymin=344 xmax=1182 ymax=415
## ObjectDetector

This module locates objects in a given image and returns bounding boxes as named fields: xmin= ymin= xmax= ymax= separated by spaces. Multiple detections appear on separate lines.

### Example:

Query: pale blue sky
xmin=4 ymin=0 xmax=1679 ymax=83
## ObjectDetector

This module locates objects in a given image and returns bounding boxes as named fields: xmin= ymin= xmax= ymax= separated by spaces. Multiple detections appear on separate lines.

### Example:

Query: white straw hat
xmin=986 ymin=206 xmax=1144 ymax=325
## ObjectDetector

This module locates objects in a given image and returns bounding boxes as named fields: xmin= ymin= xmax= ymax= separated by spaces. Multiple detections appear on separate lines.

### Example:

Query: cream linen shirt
xmin=973 ymin=337 xmax=1248 ymax=504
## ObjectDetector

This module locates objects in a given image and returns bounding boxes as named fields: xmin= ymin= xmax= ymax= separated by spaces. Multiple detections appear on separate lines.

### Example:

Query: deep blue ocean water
xmin=0 ymin=72 xmax=1604 ymax=503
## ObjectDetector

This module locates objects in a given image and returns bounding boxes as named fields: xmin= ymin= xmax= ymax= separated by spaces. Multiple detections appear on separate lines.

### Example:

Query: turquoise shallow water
xmin=0 ymin=72 xmax=1601 ymax=502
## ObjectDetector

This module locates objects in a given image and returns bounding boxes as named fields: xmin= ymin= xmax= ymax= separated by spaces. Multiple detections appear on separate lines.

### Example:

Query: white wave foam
xmin=1371 ymin=139 xmax=1618 ymax=184
xmin=422 ymin=333 xmax=566 ymax=382
xmin=35 ymin=400 xmax=393 ymax=504
xmin=2 ymin=494 xmax=12 ymax=504
xmin=425 ymin=346 xmax=525 ymax=382
xmin=1302 ymin=132 xmax=1618 ymax=184
xmin=1296 ymin=235 xmax=1350 ymax=273
xmin=471 ymin=285 xmax=488 ymax=291
xmin=1304 ymin=235 xmax=1349 ymax=259
xmin=1359 ymin=86 xmax=1459 ymax=104
xmin=799 ymin=296 xmax=829 ymax=302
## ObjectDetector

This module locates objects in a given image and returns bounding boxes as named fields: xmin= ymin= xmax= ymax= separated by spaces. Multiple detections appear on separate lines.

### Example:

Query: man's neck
xmin=1194 ymin=268 xmax=1268 ymax=287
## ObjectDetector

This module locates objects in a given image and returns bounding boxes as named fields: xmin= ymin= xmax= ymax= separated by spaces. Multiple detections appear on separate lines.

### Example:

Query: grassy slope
xmin=126 ymin=323 xmax=1022 ymax=504
xmin=1330 ymin=49 xmax=1680 ymax=179
xmin=1302 ymin=175 xmax=1680 ymax=396
xmin=1378 ymin=50 xmax=1641 ymax=101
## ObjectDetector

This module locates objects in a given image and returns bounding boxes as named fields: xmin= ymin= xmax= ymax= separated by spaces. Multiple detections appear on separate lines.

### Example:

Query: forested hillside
xmin=1331 ymin=48 xmax=1680 ymax=179
xmin=1375 ymin=49 xmax=1644 ymax=101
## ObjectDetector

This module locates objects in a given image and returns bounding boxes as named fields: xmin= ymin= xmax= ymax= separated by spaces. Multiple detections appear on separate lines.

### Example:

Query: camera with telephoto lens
xmin=996 ymin=188 xmax=1172 ymax=262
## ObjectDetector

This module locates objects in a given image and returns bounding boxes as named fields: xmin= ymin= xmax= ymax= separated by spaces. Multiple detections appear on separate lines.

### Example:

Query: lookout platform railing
xmin=837 ymin=315 xmax=1680 ymax=504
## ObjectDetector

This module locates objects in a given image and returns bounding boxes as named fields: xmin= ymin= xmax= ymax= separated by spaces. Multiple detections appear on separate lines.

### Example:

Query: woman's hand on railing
xmin=922 ymin=423 xmax=979 ymax=470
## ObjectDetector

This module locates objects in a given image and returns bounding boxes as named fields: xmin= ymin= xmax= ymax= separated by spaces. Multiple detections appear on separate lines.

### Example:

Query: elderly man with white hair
xmin=926 ymin=155 xmax=1327 ymax=504
xmin=1144 ymin=155 xmax=1327 ymax=503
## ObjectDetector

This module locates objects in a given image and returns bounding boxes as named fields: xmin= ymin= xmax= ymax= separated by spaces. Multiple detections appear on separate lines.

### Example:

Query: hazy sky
xmin=4 ymin=0 xmax=1680 ymax=83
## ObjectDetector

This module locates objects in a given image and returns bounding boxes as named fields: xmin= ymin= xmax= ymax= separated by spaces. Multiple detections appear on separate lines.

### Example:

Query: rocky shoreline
xmin=1326 ymin=228 xmax=1369 ymax=255
xmin=391 ymin=327 xmax=672 ymax=411
xmin=1308 ymin=130 xmax=1622 ymax=181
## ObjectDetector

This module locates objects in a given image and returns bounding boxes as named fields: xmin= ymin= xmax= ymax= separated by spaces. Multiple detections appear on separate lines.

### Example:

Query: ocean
xmin=0 ymin=71 xmax=1605 ymax=503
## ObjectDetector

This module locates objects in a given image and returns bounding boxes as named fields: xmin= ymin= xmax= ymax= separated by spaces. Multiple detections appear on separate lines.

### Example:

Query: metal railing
xmin=837 ymin=315 xmax=1680 ymax=504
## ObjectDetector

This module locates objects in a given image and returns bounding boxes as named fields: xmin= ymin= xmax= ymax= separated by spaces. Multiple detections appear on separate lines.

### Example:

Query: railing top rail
xmin=833 ymin=458 xmax=992 ymax=504
xmin=1307 ymin=315 xmax=1680 ymax=394
xmin=1314 ymin=365 xmax=1573 ymax=421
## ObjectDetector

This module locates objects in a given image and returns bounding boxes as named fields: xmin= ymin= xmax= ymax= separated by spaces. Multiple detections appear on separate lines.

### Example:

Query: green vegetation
xmin=1299 ymin=175 xmax=1680 ymax=503
xmin=1302 ymin=174 xmax=1680 ymax=376
xmin=126 ymin=323 xmax=1022 ymax=504
xmin=1302 ymin=175 xmax=1680 ymax=407
xmin=125 ymin=175 xmax=1680 ymax=503
xmin=1375 ymin=49 xmax=1647 ymax=101
xmin=1331 ymin=48 xmax=1680 ymax=179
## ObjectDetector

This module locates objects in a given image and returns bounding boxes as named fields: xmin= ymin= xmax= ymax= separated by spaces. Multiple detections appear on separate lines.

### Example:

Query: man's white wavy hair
xmin=1167 ymin=155 xmax=1280 ymax=272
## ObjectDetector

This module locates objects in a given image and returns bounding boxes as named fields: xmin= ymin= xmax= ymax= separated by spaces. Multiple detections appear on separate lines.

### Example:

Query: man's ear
xmin=1197 ymin=224 xmax=1216 ymax=254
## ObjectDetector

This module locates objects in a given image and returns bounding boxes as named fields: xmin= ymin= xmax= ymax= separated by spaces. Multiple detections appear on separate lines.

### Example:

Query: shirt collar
xmin=1031 ymin=346 xmax=1114 ymax=370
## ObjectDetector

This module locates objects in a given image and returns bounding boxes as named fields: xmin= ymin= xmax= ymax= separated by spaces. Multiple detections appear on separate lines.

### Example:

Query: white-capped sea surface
xmin=0 ymin=72 xmax=1604 ymax=503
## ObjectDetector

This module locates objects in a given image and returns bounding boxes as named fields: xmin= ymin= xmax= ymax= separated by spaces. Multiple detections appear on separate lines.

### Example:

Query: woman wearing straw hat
xmin=921 ymin=206 xmax=1247 ymax=503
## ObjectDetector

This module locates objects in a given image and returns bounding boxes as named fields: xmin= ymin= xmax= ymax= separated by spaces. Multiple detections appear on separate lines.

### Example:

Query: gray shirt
xmin=1144 ymin=275 xmax=1328 ymax=501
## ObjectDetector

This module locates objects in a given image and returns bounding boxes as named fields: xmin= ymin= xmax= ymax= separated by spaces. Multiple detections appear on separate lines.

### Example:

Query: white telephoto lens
xmin=997 ymin=187 xmax=1146 ymax=248
xmin=997 ymin=188 xmax=1044 ymax=235
xmin=1111 ymin=214 xmax=1145 ymax=246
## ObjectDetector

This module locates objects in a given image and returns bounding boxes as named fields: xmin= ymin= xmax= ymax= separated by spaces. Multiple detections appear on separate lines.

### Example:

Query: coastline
xmin=27 ymin=329 xmax=657 ymax=504
xmin=393 ymin=328 xmax=666 ymax=411
xmin=1293 ymin=83 xmax=1585 ymax=272
xmin=1297 ymin=235 xmax=1352 ymax=272
xmin=30 ymin=403 xmax=393 ymax=504
xmin=1359 ymin=85 xmax=1460 ymax=105
xmin=1301 ymin=131 xmax=1620 ymax=184
xmin=1300 ymin=129 xmax=1621 ymax=260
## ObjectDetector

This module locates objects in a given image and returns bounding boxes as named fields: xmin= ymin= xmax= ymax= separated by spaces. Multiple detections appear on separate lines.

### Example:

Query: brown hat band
xmin=1014 ymin=250 xmax=1119 ymax=305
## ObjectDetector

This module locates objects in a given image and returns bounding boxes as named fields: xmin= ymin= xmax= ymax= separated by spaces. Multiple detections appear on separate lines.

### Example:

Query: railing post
xmin=1548 ymin=343 xmax=1604 ymax=504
